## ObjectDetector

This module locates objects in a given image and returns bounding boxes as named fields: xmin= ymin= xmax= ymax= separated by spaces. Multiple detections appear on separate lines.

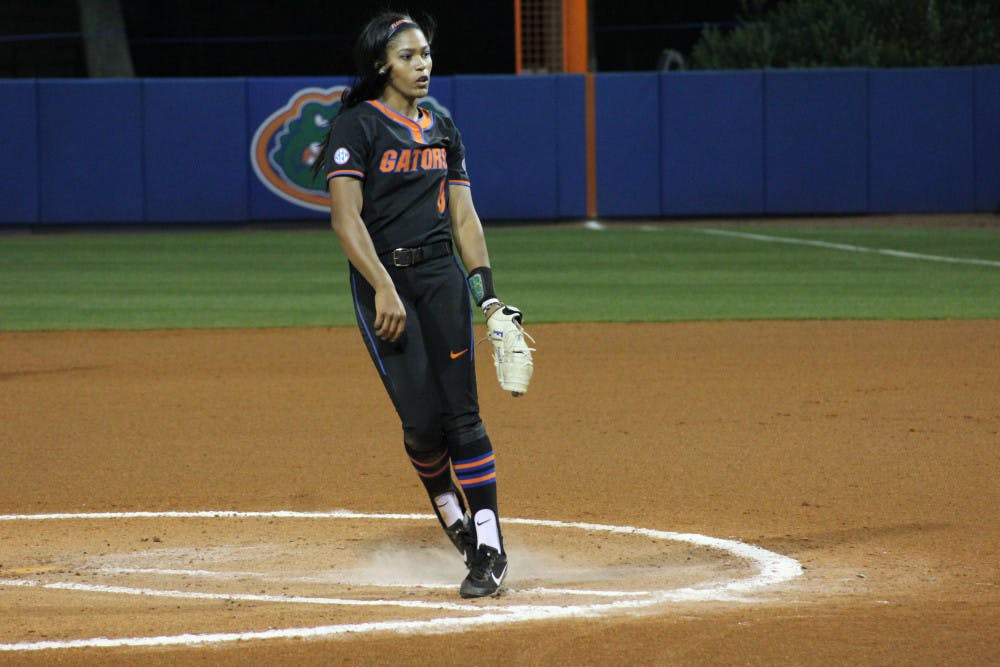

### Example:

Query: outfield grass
xmin=1 ymin=223 xmax=999 ymax=331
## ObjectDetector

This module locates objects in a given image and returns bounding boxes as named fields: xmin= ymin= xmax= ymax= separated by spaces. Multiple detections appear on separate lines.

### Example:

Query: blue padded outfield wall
xmin=0 ymin=80 xmax=39 ymax=223
xmin=659 ymin=70 xmax=765 ymax=216
xmin=1 ymin=66 xmax=997 ymax=225
xmin=144 ymin=78 xmax=248 ymax=223
xmin=764 ymin=69 xmax=868 ymax=214
xmin=869 ymin=68 xmax=976 ymax=213
xmin=37 ymin=80 xmax=145 ymax=223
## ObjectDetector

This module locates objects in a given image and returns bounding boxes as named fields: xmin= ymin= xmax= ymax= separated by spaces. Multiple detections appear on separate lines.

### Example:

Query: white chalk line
xmin=0 ymin=578 xmax=507 ymax=612
xmin=0 ymin=509 xmax=427 ymax=522
xmin=581 ymin=219 xmax=1000 ymax=268
xmin=0 ymin=510 xmax=802 ymax=652
xmin=93 ymin=566 xmax=460 ymax=591
xmin=691 ymin=227 xmax=1000 ymax=268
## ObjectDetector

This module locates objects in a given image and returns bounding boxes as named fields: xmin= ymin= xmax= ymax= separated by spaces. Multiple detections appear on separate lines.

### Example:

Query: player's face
xmin=383 ymin=29 xmax=432 ymax=103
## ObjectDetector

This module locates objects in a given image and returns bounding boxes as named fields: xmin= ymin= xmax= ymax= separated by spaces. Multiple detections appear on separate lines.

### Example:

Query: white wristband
xmin=481 ymin=298 xmax=501 ymax=316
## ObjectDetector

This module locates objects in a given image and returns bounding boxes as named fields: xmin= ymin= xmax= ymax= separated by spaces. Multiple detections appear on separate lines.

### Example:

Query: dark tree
xmin=692 ymin=0 xmax=1000 ymax=69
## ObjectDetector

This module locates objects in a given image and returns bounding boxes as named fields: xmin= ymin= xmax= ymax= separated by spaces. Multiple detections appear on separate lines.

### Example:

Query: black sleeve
xmin=323 ymin=111 xmax=371 ymax=183
xmin=445 ymin=118 xmax=470 ymax=187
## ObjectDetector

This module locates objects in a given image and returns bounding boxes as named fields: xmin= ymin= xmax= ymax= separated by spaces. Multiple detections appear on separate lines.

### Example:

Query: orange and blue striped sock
xmin=406 ymin=446 xmax=452 ymax=498
xmin=452 ymin=439 xmax=502 ymax=551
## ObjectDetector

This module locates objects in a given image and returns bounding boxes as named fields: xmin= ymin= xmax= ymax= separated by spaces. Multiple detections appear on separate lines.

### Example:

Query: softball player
xmin=315 ymin=11 xmax=517 ymax=598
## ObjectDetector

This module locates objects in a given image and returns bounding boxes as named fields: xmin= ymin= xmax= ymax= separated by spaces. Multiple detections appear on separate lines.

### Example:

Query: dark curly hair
xmin=312 ymin=11 xmax=436 ymax=180
xmin=341 ymin=11 xmax=435 ymax=108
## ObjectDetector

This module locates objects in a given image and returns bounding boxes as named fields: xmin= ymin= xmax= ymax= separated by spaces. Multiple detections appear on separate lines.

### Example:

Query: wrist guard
xmin=467 ymin=266 xmax=496 ymax=307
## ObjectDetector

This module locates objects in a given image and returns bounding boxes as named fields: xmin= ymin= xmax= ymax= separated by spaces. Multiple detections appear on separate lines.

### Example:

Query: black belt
xmin=379 ymin=241 xmax=453 ymax=268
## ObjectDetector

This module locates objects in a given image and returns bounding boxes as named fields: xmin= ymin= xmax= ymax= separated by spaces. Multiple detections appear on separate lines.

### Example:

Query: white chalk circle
xmin=0 ymin=510 xmax=802 ymax=652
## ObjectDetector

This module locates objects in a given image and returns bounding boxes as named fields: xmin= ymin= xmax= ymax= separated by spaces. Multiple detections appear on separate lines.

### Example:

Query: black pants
xmin=349 ymin=253 xmax=483 ymax=450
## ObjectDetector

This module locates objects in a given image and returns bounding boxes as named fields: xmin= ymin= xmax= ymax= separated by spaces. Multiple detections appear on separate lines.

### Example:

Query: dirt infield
xmin=1 ymin=321 xmax=998 ymax=665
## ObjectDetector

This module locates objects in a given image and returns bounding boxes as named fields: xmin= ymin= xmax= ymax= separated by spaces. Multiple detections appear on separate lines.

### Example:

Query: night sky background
xmin=2 ymin=1 xmax=749 ymax=77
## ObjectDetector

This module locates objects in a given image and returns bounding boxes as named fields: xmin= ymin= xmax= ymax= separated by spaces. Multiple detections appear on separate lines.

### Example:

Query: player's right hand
xmin=374 ymin=288 xmax=406 ymax=342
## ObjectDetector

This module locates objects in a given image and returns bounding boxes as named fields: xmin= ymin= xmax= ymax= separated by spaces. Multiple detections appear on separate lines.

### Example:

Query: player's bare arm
xmin=328 ymin=177 xmax=406 ymax=341
xmin=449 ymin=185 xmax=500 ymax=318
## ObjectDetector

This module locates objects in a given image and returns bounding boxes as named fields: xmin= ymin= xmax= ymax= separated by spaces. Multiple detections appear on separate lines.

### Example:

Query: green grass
xmin=2 ymin=223 xmax=999 ymax=331
xmin=499 ymin=224 xmax=1000 ymax=321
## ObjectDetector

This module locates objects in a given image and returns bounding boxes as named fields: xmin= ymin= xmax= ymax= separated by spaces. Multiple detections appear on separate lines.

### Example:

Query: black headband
xmin=386 ymin=19 xmax=417 ymax=42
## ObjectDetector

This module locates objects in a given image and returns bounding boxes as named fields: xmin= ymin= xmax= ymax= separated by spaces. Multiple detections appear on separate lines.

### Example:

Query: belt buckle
xmin=392 ymin=248 xmax=414 ymax=267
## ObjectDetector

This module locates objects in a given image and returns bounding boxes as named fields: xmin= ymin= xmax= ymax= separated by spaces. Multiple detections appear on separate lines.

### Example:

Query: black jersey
xmin=323 ymin=100 xmax=471 ymax=253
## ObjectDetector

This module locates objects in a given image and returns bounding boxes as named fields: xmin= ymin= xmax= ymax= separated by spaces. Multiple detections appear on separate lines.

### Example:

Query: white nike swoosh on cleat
xmin=491 ymin=565 xmax=508 ymax=586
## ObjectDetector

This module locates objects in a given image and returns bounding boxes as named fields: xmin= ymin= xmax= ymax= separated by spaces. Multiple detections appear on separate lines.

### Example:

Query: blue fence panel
xmin=247 ymin=77 xmax=350 ymax=221
xmin=765 ymin=69 xmax=868 ymax=214
xmin=3 ymin=68 xmax=994 ymax=226
xmin=425 ymin=75 xmax=455 ymax=121
xmin=143 ymin=79 xmax=248 ymax=222
xmin=38 ymin=80 xmax=144 ymax=223
xmin=661 ymin=71 xmax=764 ymax=216
xmin=555 ymin=74 xmax=587 ymax=218
xmin=0 ymin=80 xmax=39 ymax=223
xmin=974 ymin=66 xmax=1000 ymax=213
xmin=869 ymin=68 xmax=975 ymax=213
xmin=453 ymin=75 xmax=559 ymax=219
xmin=596 ymin=73 xmax=660 ymax=217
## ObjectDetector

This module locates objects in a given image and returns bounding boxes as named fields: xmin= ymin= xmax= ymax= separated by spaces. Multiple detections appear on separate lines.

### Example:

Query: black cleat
xmin=444 ymin=514 xmax=476 ymax=567
xmin=459 ymin=545 xmax=508 ymax=598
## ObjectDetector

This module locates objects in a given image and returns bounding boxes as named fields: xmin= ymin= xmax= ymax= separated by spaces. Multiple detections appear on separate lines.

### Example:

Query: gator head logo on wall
xmin=250 ymin=86 xmax=452 ymax=212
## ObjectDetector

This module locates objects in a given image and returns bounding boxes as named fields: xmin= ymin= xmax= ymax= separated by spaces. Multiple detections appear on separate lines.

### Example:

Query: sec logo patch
xmin=333 ymin=147 xmax=350 ymax=165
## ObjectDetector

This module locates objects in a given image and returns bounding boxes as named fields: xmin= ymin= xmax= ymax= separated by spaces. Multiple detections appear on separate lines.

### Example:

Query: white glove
xmin=486 ymin=305 xmax=535 ymax=397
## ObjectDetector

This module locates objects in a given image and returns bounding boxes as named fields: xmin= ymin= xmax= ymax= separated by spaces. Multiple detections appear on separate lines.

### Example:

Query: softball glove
xmin=486 ymin=305 xmax=535 ymax=397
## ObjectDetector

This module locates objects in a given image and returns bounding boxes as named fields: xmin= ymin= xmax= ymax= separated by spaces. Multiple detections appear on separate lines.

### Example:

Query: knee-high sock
xmin=406 ymin=445 xmax=467 ymax=529
xmin=451 ymin=436 xmax=502 ymax=550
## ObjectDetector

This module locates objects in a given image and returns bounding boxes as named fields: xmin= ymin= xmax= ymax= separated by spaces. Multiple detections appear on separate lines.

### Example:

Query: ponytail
xmin=312 ymin=11 xmax=435 ymax=181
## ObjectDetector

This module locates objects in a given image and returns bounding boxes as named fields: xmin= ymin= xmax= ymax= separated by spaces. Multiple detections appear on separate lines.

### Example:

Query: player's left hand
xmin=486 ymin=304 xmax=534 ymax=396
